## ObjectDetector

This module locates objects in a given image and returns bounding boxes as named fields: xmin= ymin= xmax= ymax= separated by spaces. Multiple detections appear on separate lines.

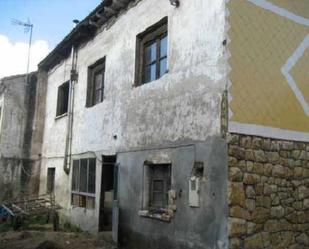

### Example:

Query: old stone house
xmin=1 ymin=0 xmax=308 ymax=248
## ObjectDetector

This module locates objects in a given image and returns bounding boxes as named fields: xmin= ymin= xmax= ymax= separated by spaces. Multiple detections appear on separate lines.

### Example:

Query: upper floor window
xmin=86 ymin=58 xmax=105 ymax=107
xmin=135 ymin=17 xmax=168 ymax=86
xmin=56 ymin=81 xmax=69 ymax=117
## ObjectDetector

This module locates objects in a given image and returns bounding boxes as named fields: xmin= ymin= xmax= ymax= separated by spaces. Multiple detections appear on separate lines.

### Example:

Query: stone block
xmin=263 ymin=163 xmax=273 ymax=176
xmin=270 ymin=205 xmax=284 ymax=218
xmin=254 ymin=150 xmax=267 ymax=163
xmin=294 ymin=167 xmax=303 ymax=178
xmin=228 ymin=156 xmax=238 ymax=168
xmin=246 ymin=186 xmax=255 ymax=198
xmin=264 ymin=219 xmax=282 ymax=232
xmin=245 ymin=199 xmax=256 ymax=212
xmin=246 ymin=161 xmax=254 ymax=172
xmin=303 ymin=199 xmax=309 ymax=209
xmin=266 ymin=151 xmax=280 ymax=163
xmin=270 ymin=141 xmax=280 ymax=151
xmin=292 ymin=150 xmax=301 ymax=160
xmin=286 ymin=212 xmax=299 ymax=224
xmin=251 ymin=207 xmax=270 ymax=223
xmin=262 ymin=139 xmax=271 ymax=150
xmin=271 ymin=196 xmax=280 ymax=206
xmin=229 ymin=182 xmax=245 ymax=207
xmin=227 ymin=134 xmax=239 ymax=145
xmin=252 ymin=162 xmax=264 ymax=175
xmin=252 ymin=138 xmax=262 ymax=149
xmin=256 ymin=196 xmax=271 ymax=208
xmin=263 ymin=184 xmax=272 ymax=196
xmin=229 ymin=167 xmax=243 ymax=182
xmin=245 ymin=149 xmax=255 ymax=161
xmin=238 ymin=160 xmax=246 ymax=172
xmin=281 ymin=141 xmax=294 ymax=151
xmin=255 ymin=183 xmax=264 ymax=195
xmin=228 ymin=218 xmax=247 ymax=237
xmin=229 ymin=238 xmax=241 ymax=249
xmin=240 ymin=136 xmax=252 ymax=149
xmin=229 ymin=145 xmax=245 ymax=160
xmin=298 ymin=186 xmax=309 ymax=200
xmin=279 ymin=150 xmax=289 ymax=158
xmin=230 ymin=206 xmax=251 ymax=220
xmin=244 ymin=233 xmax=263 ymax=249
xmin=272 ymin=165 xmax=285 ymax=178
xmin=303 ymin=169 xmax=309 ymax=178
xmin=296 ymin=233 xmax=309 ymax=246
xmin=293 ymin=201 xmax=303 ymax=210
xmin=244 ymin=173 xmax=260 ymax=185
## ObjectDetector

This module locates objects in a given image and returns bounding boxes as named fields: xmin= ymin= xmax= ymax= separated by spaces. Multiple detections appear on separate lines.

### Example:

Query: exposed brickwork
xmin=228 ymin=133 xmax=309 ymax=249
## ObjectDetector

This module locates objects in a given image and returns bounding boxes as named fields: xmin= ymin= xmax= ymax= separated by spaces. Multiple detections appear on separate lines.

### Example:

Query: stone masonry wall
xmin=228 ymin=133 xmax=309 ymax=249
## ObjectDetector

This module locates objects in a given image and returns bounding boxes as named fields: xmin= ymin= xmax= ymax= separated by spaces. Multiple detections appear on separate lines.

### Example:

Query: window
xmin=56 ymin=81 xmax=69 ymax=117
xmin=86 ymin=58 xmax=105 ymax=107
xmin=144 ymin=163 xmax=171 ymax=209
xmin=135 ymin=17 xmax=168 ymax=85
xmin=71 ymin=158 xmax=96 ymax=209
xmin=139 ymin=163 xmax=174 ymax=221
xmin=47 ymin=168 xmax=55 ymax=194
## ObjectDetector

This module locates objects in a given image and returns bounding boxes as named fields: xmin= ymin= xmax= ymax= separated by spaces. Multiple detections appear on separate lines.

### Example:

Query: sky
xmin=0 ymin=0 xmax=101 ymax=78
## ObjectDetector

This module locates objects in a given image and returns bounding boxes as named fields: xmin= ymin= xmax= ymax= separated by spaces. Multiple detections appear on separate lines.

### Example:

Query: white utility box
xmin=189 ymin=176 xmax=200 ymax=207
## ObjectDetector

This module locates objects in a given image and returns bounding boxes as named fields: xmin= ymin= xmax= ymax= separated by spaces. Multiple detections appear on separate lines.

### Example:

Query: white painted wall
xmin=40 ymin=0 xmax=227 ymax=233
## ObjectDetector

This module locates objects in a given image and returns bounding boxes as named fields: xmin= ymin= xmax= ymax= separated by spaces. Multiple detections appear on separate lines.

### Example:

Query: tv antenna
xmin=11 ymin=18 xmax=33 ymax=82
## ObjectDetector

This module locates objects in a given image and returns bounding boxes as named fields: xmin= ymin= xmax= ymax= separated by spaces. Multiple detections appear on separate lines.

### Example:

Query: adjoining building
xmin=0 ymin=72 xmax=46 ymax=201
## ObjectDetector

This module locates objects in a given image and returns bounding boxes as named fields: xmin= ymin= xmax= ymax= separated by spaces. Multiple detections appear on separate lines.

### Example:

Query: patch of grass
xmin=61 ymin=221 xmax=83 ymax=233
xmin=0 ymin=222 xmax=12 ymax=233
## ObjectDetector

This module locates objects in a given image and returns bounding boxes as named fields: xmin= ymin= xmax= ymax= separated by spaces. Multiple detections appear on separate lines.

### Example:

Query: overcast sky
xmin=0 ymin=0 xmax=101 ymax=78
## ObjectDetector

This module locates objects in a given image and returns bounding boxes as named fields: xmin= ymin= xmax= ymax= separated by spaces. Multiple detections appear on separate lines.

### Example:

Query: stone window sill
xmin=138 ymin=209 xmax=174 ymax=222
xmin=55 ymin=113 xmax=67 ymax=120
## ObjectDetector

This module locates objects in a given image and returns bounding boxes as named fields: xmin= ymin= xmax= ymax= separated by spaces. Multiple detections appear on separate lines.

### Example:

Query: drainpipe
xmin=63 ymin=45 xmax=78 ymax=175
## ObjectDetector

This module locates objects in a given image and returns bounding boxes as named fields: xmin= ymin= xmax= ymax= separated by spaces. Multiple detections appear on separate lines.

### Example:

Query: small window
xmin=56 ymin=81 xmax=69 ymax=117
xmin=143 ymin=163 xmax=171 ymax=210
xmin=47 ymin=168 xmax=55 ymax=194
xmin=135 ymin=17 xmax=168 ymax=86
xmin=86 ymin=58 xmax=105 ymax=107
xmin=71 ymin=158 xmax=96 ymax=209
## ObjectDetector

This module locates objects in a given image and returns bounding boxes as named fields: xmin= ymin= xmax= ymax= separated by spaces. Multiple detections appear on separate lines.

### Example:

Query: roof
xmin=39 ymin=0 xmax=135 ymax=71
xmin=0 ymin=71 xmax=37 ymax=81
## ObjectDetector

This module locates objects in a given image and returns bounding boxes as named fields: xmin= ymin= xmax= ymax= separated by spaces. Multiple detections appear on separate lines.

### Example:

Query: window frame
xmin=86 ymin=57 xmax=106 ymax=107
xmin=71 ymin=158 xmax=96 ymax=209
xmin=56 ymin=81 xmax=69 ymax=117
xmin=135 ymin=17 xmax=168 ymax=86
xmin=149 ymin=164 xmax=171 ymax=209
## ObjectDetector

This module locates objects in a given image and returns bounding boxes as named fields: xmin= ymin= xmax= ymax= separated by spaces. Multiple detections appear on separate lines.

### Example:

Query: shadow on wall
xmin=0 ymin=158 xmax=40 ymax=201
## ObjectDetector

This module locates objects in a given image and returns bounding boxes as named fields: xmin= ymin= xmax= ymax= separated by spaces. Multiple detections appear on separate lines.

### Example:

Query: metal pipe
xmin=26 ymin=24 xmax=33 ymax=84
xmin=63 ymin=46 xmax=77 ymax=175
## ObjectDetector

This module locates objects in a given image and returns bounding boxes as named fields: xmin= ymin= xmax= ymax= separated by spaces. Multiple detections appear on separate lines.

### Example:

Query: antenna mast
xmin=11 ymin=18 xmax=33 ymax=83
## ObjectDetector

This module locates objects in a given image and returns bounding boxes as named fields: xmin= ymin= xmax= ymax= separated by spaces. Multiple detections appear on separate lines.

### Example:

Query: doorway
xmin=47 ymin=168 xmax=55 ymax=194
xmin=99 ymin=155 xmax=117 ymax=231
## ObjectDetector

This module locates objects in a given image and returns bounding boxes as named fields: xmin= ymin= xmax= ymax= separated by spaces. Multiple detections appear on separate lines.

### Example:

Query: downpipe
xmin=63 ymin=46 xmax=78 ymax=175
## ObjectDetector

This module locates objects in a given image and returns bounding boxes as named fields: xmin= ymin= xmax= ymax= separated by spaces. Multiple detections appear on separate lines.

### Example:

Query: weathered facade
xmin=0 ymin=0 xmax=307 ymax=248
xmin=0 ymin=72 xmax=46 ymax=201
xmin=38 ymin=0 xmax=228 ymax=248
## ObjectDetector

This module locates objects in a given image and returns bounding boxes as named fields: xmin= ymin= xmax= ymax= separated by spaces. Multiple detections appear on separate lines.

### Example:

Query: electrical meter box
xmin=189 ymin=176 xmax=200 ymax=207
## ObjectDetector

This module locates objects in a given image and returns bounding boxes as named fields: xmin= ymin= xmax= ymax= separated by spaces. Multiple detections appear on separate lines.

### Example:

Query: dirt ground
xmin=0 ymin=230 xmax=116 ymax=249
